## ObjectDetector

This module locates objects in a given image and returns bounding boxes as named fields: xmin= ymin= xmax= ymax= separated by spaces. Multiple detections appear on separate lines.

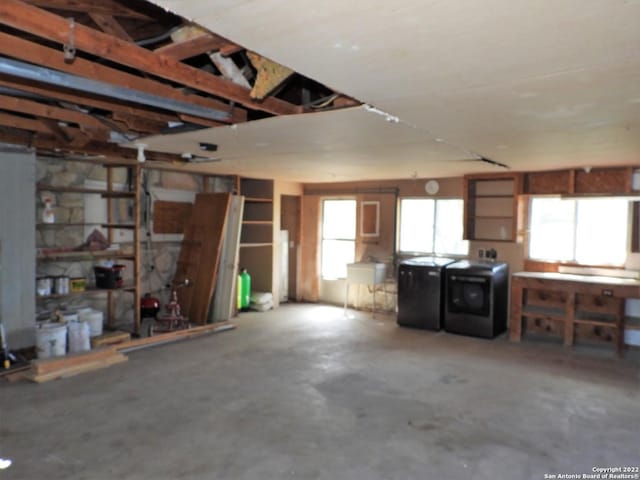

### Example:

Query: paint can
xmin=36 ymin=277 xmax=52 ymax=297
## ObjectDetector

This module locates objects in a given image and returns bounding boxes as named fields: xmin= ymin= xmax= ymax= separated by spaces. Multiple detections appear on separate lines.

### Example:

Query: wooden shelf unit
xmin=35 ymin=164 xmax=142 ymax=335
xmin=238 ymin=177 xmax=275 ymax=296
xmin=463 ymin=173 xmax=522 ymax=242
xmin=510 ymin=272 xmax=640 ymax=356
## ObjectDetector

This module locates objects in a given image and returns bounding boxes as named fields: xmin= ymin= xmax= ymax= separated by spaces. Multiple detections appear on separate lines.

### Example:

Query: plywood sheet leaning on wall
xmin=174 ymin=193 xmax=232 ymax=324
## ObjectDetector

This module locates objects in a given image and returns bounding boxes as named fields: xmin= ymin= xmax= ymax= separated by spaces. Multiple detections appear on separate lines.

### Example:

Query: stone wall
xmin=36 ymin=157 xmax=232 ymax=331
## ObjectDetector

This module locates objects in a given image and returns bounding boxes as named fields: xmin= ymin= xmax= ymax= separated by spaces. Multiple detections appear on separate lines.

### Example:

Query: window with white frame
xmin=398 ymin=198 xmax=468 ymax=255
xmin=321 ymin=199 xmax=356 ymax=279
xmin=528 ymin=197 xmax=629 ymax=266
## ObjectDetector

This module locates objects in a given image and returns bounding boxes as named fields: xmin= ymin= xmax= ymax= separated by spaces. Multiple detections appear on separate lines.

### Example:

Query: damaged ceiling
xmin=0 ymin=0 xmax=358 ymax=163
xmin=0 ymin=0 xmax=639 ymax=181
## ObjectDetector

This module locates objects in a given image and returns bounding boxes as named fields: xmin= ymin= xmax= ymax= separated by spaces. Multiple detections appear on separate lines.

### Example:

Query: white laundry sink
xmin=346 ymin=262 xmax=386 ymax=285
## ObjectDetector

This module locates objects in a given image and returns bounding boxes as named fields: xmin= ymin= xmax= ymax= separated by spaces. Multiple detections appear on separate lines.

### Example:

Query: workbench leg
xmin=616 ymin=299 xmax=625 ymax=357
xmin=510 ymin=282 xmax=523 ymax=342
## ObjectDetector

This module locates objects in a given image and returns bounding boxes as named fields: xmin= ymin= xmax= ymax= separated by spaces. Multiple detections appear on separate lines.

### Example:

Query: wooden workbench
xmin=510 ymin=271 xmax=640 ymax=356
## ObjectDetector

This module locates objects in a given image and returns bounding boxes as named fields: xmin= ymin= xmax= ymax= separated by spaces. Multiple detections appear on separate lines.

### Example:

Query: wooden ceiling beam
xmin=88 ymin=13 xmax=133 ymax=42
xmin=0 ymin=111 xmax=50 ymax=133
xmin=0 ymin=0 xmax=300 ymax=115
xmin=0 ymin=113 xmax=105 ymax=145
xmin=0 ymin=93 xmax=108 ymax=131
xmin=0 ymin=126 xmax=185 ymax=163
xmin=0 ymin=76 xmax=179 ymax=125
xmin=23 ymin=0 xmax=153 ymax=20
xmin=0 ymin=32 xmax=247 ymax=124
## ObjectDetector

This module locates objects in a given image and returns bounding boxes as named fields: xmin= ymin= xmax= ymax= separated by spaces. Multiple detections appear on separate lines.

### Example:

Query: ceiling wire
xmin=363 ymin=104 xmax=509 ymax=168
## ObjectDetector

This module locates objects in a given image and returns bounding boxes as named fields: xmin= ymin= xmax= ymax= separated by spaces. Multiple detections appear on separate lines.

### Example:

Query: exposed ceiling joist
xmin=0 ymin=126 xmax=184 ymax=162
xmin=0 ymin=32 xmax=247 ymax=125
xmin=0 ymin=93 xmax=108 ymax=132
xmin=0 ymin=76 xmax=180 ymax=124
xmin=24 ymin=0 xmax=153 ymax=20
xmin=88 ymin=13 xmax=133 ymax=41
xmin=0 ymin=0 xmax=300 ymax=116
xmin=0 ymin=56 xmax=233 ymax=122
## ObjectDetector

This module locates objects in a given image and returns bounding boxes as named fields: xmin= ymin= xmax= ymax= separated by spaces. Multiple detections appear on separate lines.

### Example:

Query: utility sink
xmin=346 ymin=262 xmax=386 ymax=285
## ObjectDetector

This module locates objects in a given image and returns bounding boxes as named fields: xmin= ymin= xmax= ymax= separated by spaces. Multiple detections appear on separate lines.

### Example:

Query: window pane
xmin=575 ymin=198 xmax=628 ymax=265
xmin=434 ymin=199 xmax=469 ymax=255
xmin=529 ymin=198 xmax=575 ymax=261
xmin=322 ymin=200 xmax=356 ymax=239
xmin=321 ymin=239 xmax=355 ymax=280
xmin=399 ymin=199 xmax=434 ymax=252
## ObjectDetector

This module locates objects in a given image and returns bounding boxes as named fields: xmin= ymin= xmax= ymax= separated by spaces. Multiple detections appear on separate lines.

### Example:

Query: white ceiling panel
xmin=147 ymin=0 xmax=640 ymax=181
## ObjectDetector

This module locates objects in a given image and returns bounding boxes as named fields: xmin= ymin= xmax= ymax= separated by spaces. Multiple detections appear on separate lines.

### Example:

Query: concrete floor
xmin=1 ymin=304 xmax=639 ymax=480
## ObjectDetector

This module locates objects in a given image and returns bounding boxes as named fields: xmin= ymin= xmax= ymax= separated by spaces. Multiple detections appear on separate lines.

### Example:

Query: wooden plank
xmin=0 ymin=0 xmax=299 ymax=115
xmin=90 ymin=330 xmax=131 ymax=348
xmin=211 ymin=196 xmax=244 ymax=322
xmin=174 ymin=193 xmax=232 ymax=324
xmin=25 ymin=353 xmax=128 ymax=383
xmin=31 ymin=347 xmax=118 ymax=375
xmin=0 ymin=32 xmax=247 ymax=125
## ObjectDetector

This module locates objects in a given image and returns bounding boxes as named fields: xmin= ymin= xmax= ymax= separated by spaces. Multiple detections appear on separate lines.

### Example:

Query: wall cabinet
xmin=36 ymin=164 xmax=141 ymax=335
xmin=463 ymin=173 xmax=522 ymax=242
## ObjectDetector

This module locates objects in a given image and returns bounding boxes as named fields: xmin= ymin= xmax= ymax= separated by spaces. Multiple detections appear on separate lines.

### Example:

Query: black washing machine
xmin=444 ymin=260 xmax=509 ymax=338
xmin=397 ymin=256 xmax=455 ymax=330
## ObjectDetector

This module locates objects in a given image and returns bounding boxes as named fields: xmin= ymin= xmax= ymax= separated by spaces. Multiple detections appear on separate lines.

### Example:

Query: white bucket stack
xmin=67 ymin=321 xmax=91 ymax=353
xmin=35 ymin=309 xmax=105 ymax=359
xmin=35 ymin=323 xmax=67 ymax=359
xmin=79 ymin=309 xmax=103 ymax=337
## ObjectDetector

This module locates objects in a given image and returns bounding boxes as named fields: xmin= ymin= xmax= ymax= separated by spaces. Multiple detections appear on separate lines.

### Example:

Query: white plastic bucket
xmin=68 ymin=321 xmax=91 ymax=353
xmin=62 ymin=312 xmax=79 ymax=323
xmin=35 ymin=323 xmax=67 ymax=359
xmin=79 ymin=310 xmax=103 ymax=337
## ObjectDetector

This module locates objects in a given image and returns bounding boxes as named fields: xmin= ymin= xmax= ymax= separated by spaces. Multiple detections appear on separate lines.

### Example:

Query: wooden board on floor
xmin=114 ymin=322 xmax=235 ymax=352
xmin=24 ymin=353 xmax=128 ymax=383
xmin=31 ymin=347 xmax=119 ymax=375
xmin=174 ymin=193 xmax=232 ymax=324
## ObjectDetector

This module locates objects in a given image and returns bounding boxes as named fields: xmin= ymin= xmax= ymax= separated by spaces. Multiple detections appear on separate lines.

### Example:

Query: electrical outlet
xmin=602 ymin=289 xmax=613 ymax=297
